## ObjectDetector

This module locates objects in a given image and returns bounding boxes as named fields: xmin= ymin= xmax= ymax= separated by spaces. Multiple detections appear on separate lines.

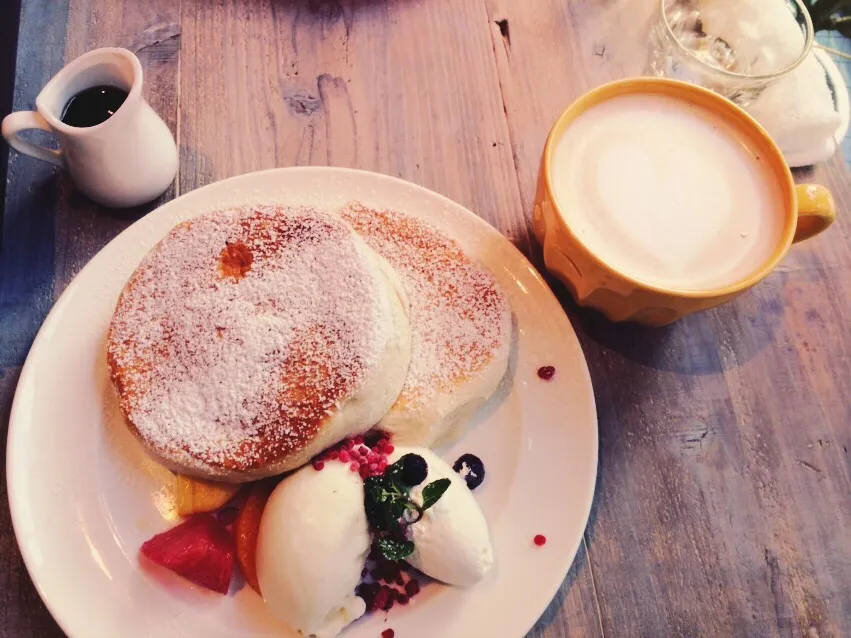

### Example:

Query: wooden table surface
xmin=2 ymin=1 xmax=850 ymax=636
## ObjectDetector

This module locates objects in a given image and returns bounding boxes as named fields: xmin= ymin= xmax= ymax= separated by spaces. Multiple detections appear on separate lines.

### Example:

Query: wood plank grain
xmin=0 ymin=0 xmax=23 ymax=221
xmin=0 ymin=0 xmax=68 ymax=368
xmin=178 ymin=0 xmax=531 ymax=245
xmin=487 ymin=0 xmax=851 ymax=635
xmin=0 ymin=1 xmax=71 ymax=628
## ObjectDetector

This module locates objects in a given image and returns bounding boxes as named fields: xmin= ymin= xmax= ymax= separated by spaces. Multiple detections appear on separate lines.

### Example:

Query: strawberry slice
xmin=140 ymin=514 xmax=235 ymax=594
xmin=235 ymin=479 xmax=276 ymax=594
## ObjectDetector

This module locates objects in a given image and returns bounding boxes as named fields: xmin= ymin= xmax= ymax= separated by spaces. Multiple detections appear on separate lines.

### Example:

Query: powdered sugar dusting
xmin=107 ymin=205 xmax=388 ymax=474
xmin=341 ymin=203 xmax=510 ymax=408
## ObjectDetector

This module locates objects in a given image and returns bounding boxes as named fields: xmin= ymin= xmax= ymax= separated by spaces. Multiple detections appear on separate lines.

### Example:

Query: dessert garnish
xmin=453 ymin=453 xmax=485 ymax=490
xmin=381 ymin=629 xmax=396 ymax=638
xmin=364 ymin=453 xmax=450 ymax=560
xmin=175 ymin=474 xmax=241 ymax=516
xmin=235 ymin=480 xmax=275 ymax=593
xmin=398 ymin=452 xmax=428 ymax=486
xmin=256 ymin=459 xmax=370 ymax=638
xmin=140 ymin=514 xmax=235 ymax=594
xmin=534 ymin=534 xmax=547 ymax=547
xmin=537 ymin=365 xmax=556 ymax=380
xmin=356 ymin=550 xmax=423 ymax=614
xmin=138 ymin=437 xmax=491 ymax=637
xmin=313 ymin=435 xmax=395 ymax=479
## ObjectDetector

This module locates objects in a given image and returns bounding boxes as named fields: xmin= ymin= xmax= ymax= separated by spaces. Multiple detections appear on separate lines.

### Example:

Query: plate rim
xmin=6 ymin=166 xmax=599 ymax=637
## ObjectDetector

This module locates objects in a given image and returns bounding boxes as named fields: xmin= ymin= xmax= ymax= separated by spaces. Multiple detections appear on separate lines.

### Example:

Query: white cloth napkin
xmin=700 ymin=0 xmax=844 ymax=167
xmin=748 ymin=52 xmax=843 ymax=167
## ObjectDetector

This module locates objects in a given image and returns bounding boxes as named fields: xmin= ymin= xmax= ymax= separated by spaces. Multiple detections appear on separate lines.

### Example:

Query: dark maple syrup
xmin=60 ymin=85 xmax=128 ymax=128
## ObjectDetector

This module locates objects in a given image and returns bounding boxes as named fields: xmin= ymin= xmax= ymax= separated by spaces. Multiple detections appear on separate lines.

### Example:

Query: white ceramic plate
xmin=7 ymin=168 xmax=598 ymax=638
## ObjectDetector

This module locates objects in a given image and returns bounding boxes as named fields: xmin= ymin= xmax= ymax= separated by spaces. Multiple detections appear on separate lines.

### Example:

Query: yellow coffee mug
xmin=533 ymin=77 xmax=836 ymax=326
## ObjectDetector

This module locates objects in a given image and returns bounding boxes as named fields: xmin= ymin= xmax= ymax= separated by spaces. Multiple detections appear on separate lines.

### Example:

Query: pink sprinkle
xmin=313 ymin=460 xmax=325 ymax=471
xmin=339 ymin=450 xmax=350 ymax=462
xmin=534 ymin=534 xmax=547 ymax=546
xmin=384 ymin=444 xmax=395 ymax=455
xmin=350 ymin=462 xmax=360 ymax=472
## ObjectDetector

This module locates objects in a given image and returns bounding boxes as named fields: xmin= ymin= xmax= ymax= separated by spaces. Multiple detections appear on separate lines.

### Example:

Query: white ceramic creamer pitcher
xmin=1 ymin=47 xmax=177 ymax=208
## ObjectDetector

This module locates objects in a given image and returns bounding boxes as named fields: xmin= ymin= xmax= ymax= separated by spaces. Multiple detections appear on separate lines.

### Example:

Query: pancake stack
xmin=107 ymin=202 xmax=511 ymax=482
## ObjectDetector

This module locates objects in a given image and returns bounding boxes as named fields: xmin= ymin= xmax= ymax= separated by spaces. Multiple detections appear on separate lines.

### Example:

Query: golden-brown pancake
xmin=108 ymin=205 xmax=411 ymax=481
xmin=341 ymin=202 xmax=511 ymax=447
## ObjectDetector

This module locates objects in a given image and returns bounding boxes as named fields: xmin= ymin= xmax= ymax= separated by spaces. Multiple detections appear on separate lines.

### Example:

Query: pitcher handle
xmin=1 ymin=111 xmax=63 ymax=167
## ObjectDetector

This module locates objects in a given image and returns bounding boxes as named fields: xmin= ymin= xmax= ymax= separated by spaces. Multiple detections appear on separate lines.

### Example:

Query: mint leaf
xmin=421 ymin=478 xmax=451 ymax=511
xmin=377 ymin=537 xmax=415 ymax=561
xmin=365 ymin=475 xmax=417 ymax=532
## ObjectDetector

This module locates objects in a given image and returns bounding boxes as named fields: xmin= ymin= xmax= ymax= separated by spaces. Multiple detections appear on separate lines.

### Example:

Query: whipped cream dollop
xmin=256 ymin=463 xmax=370 ymax=637
xmin=390 ymin=447 xmax=493 ymax=586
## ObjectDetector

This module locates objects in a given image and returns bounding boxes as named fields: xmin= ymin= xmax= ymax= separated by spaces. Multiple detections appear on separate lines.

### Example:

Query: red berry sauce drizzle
xmin=537 ymin=366 xmax=556 ymax=380
xmin=357 ymin=546 xmax=422 ymax=614
xmin=312 ymin=434 xmax=395 ymax=479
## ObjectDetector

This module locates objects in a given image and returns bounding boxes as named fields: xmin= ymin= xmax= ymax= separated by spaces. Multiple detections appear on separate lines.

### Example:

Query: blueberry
xmin=398 ymin=454 xmax=428 ymax=487
xmin=453 ymin=454 xmax=485 ymax=490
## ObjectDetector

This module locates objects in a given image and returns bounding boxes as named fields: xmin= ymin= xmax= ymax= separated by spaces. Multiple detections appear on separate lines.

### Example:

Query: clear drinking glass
xmin=646 ymin=0 xmax=814 ymax=106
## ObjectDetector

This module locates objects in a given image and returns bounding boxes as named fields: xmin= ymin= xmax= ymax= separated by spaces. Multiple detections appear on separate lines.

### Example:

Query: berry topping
xmin=374 ymin=585 xmax=393 ymax=611
xmin=453 ymin=453 xmax=485 ymax=490
xmin=140 ymin=514 xmax=235 ymax=594
xmin=404 ymin=579 xmax=420 ymax=597
xmin=234 ymin=480 xmax=275 ymax=593
xmin=216 ymin=505 xmax=239 ymax=527
xmin=356 ymin=582 xmax=379 ymax=607
xmin=311 ymin=435 xmax=394 ymax=478
xmin=357 ymin=551 xmax=423 ymax=618
xmin=397 ymin=453 xmax=428 ymax=487
xmin=534 ymin=534 xmax=547 ymax=546
xmin=537 ymin=365 xmax=556 ymax=380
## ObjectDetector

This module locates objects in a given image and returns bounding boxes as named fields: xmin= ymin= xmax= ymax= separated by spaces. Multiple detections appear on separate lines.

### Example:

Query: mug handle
xmin=794 ymin=184 xmax=836 ymax=243
xmin=1 ymin=111 xmax=63 ymax=166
